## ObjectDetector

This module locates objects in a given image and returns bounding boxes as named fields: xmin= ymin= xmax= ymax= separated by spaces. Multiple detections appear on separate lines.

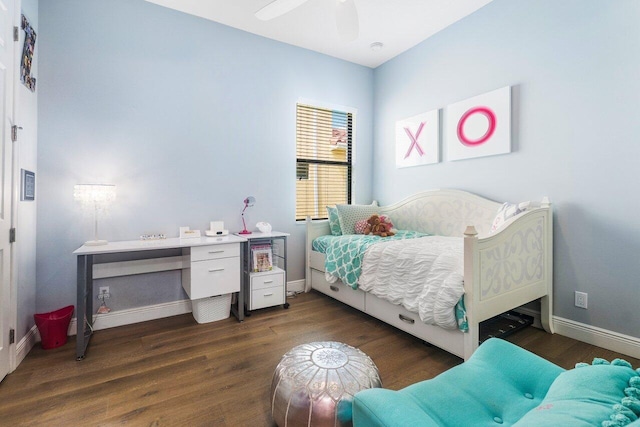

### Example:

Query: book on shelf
xmin=251 ymin=244 xmax=273 ymax=272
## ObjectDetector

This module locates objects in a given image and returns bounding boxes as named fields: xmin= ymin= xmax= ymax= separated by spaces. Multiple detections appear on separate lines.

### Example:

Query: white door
xmin=0 ymin=0 xmax=15 ymax=382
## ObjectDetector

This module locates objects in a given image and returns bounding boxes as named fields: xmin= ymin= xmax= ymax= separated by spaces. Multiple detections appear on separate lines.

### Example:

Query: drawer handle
xmin=208 ymin=268 xmax=225 ymax=272
xmin=264 ymin=280 xmax=274 ymax=284
xmin=329 ymin=285 xmax=339 ymax=292
xmin=398 ymin=314 xmax=415 ymax=325
xmin=208 ymin=250 xmax=225 ymax=254
xmin=264 ymin=292 xmax=274 ymax=297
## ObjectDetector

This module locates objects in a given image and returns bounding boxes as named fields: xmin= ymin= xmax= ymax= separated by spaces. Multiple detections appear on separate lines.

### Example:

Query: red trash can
xmin=34 ymin=305 xmax=74 ymax=349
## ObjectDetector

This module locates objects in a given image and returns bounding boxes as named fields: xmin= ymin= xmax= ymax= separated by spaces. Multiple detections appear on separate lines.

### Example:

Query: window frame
xmin=295 ymin=100 xmax=356 ymax=222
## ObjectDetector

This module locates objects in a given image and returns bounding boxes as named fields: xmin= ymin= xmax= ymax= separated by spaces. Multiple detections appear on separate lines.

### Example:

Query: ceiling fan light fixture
xmin=336 ymin=0 xmax=359 ymax=42
xmin=370 ymin=42 xmax=384 ymax=52
xmin=255 ymin=0 xmax=309 ymax=21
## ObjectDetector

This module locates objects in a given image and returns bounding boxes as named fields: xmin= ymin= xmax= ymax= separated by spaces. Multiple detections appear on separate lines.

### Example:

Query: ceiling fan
xmin=255 ymin=0 xmax=359 ymax=42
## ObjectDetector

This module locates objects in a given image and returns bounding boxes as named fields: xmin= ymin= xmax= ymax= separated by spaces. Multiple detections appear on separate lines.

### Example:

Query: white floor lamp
xmin=74 ymin=184 xmax=116 ymax=246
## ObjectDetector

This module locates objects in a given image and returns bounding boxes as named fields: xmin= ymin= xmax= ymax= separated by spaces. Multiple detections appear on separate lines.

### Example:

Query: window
xmin=295 ymin=103 xmax=353 ymax=221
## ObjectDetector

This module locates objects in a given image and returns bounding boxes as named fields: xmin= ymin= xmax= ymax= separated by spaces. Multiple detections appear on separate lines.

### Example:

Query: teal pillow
xmin=336 ymin=203 xmax=379 ymax=235
xmin=326 ymin=206 xmax=342 ymax=236
xmin=514 ymin=362 xmax=640 ymax=427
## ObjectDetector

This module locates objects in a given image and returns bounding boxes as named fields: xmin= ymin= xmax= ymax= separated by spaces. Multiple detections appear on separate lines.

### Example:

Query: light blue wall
xmin=38 ymin=0 xmax=639 ymax=340
xmin=372 ymin=0 xmax=640 ymax=337
xmin=37 ymin=0 xmax=373 ymax=312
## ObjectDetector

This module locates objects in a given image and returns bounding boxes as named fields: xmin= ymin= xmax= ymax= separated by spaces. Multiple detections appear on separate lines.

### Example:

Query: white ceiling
xmin=144 ymin=0 xmax=494 ymax=68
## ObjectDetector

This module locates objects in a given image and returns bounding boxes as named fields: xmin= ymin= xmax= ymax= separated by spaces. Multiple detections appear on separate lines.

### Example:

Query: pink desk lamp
xmin=239 ymin=196 xmax=255 ymax=235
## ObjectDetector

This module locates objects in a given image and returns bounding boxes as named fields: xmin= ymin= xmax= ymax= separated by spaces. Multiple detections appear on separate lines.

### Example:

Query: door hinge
xmin=9 ymin=228 xmax=15 ymax=243
xmin=13 ymin=26 xmax=18 ymax=42
xmin=9 ymin=329 xmax=15 ymax=345
xmin=11 ymin=125 xmax=22 ymax=143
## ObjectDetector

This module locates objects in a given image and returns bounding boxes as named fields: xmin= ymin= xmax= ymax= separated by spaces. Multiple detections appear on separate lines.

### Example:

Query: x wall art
xmin=445 ymin=86 xmax=511 ymax=161
xmin=395 ymin=109 xmax=439 ymax=168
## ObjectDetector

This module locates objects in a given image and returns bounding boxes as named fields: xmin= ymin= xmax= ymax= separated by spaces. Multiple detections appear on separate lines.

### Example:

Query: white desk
xmin=73 ymin=235 xmax=247 ymax=360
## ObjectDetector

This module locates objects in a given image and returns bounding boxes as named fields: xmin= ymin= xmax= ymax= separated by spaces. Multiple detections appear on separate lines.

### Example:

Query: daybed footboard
xmin=463 ymin=200 xmax=553 ymax=359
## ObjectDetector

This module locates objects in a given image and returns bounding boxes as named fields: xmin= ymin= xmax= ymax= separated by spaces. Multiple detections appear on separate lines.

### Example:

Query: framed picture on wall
xmin=21 ymin=169 xmax=35 ymax=201
xmin=445 ymin=86 xmax=511 ymax=161
xmin=20 ymin=14 xmax=37 ymax=92
xmin=395 ymin=109 xmax=440 ymax=168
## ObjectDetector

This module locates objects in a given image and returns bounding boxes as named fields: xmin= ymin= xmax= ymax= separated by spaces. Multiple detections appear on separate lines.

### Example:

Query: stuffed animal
xmin=379 ymin=214 xmax=394 ymax=230
xmin=363 ymin=214 xmax=379 ymax=235
xmin=364 ymin=214 xmax=395 ymax=237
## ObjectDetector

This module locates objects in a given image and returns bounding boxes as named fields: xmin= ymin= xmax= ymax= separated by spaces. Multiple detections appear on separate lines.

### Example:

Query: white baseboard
xmin=16 ymin=325 xmax=38 ymax=368
xmin=67 ymin=283 xmax=304 ymax=334
xmin=69 ymin=299 xmax=193 ymax=335
xmin=66 ymin=283 xmax=303 ymax=335
xmin=508 ymin=307 xmax=640 ymax=359
xmin=553 ymin=316 xmax=640 ymax=360
xmin=513 ymin=306 xmax=542 ymax=329
xmin=287 ymin=279 xmax=305 ymax=294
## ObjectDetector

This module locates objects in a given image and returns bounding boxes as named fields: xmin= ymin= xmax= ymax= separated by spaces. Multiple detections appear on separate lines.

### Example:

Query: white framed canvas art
xmin=395 ymin=109 xmax=439 ymax=168
xmin=445 ymin=86 xmax=511 ymax=161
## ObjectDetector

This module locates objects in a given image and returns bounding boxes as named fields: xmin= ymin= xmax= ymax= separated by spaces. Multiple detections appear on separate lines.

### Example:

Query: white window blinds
xmin=295 ymin=103 xmax=353 ymax=221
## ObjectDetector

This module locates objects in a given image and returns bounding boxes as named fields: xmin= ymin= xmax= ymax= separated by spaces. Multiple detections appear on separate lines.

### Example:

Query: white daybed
xmin=305 ymin=189 xmax=553 ymax=360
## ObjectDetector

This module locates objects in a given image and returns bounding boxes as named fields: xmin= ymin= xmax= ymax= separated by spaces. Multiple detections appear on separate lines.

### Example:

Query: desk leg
xmin=231 ymin=244 xmax=245 ymax=322
xmin=76 ymin=255 xmax=94 ymax=360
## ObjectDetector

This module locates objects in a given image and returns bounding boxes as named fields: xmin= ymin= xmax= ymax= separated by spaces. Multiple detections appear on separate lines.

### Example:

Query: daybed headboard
xmin=379 ymin=189 xmax=501 ymax=237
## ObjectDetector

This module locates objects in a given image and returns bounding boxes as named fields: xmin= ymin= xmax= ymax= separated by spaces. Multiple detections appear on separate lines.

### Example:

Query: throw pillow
xmin=514 ymin=360 xmax=640 ymax=427
xmin=327 ymin=206 xmax=342 ymax=236
xmin=336 ymin=202 xmax=379 ymax=235
xmin=354 ymin=218 xmax=368 ymax=234
xmin=491 ymin=201 xmax=541 ymax=233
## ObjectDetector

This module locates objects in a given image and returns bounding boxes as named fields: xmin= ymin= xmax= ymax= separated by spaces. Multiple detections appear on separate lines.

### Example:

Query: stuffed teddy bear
xmin=364 ymin=214 xmax=395 ymax=237
xmin=363 ymin=214 xmax=379 ymax=235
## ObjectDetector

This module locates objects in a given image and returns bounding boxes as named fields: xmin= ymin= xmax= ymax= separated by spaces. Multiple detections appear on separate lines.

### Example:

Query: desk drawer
xmin=251 ymin=270 xmax=285 ymax=291
xmin=191 ymin=244 xmax=239 ymax=262
xmin=251 ymin=286 xmax=285 ymax=310
xmin=188 ymin=257 xmax=240 ymax=299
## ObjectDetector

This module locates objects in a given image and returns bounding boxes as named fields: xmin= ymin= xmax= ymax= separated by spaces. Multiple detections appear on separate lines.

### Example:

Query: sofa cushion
xmin=514 ymin=362 xmax=639 ymax=427
xmin=353 ymin=339 xmax=564 ymax=427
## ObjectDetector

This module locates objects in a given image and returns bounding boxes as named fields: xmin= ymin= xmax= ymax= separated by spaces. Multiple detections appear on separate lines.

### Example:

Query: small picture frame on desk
xmin=21 ymin=169 xmax=35 ymax=201
xmin=252 ymin=246 xmax=273 ymax=272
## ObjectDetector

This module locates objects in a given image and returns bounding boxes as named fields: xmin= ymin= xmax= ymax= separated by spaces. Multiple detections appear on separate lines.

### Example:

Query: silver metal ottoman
xmin=271 ymin=341 xmax=382 ymax=427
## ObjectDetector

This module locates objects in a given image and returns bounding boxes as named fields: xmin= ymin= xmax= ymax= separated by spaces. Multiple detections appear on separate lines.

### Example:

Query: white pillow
xmin=336 ymin=202 xmax=379 ymax=235
xmin=491 ymin=201 xmax=540 ymax=233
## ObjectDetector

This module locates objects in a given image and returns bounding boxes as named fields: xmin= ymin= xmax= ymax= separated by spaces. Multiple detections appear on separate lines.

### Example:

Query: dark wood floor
xmin=1 ymin=291 xmax=638 ymax=426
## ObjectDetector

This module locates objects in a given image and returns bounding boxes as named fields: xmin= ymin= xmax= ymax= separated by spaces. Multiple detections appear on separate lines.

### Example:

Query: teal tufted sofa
xmin=353 ymin=338 xmax=640 ymax=427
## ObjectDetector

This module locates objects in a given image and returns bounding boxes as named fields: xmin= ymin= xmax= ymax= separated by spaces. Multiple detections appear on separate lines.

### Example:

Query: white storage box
xmin=191 ymin=293 xmax=232 ymax=324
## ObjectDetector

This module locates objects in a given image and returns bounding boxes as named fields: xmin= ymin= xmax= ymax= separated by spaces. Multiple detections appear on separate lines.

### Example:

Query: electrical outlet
xmin=98 ymin=286 xmax=110 ymax=301
xmin=575 ymin=291 xmax=588 ymax=309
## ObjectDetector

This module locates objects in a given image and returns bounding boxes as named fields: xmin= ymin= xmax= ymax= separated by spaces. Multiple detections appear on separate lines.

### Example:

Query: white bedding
xmin=328 ymin=236 xmax=464 ymax=329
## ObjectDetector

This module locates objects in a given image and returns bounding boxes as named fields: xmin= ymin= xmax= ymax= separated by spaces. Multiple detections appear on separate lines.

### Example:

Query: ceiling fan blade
xmin=255 ymin=0 xmax=310 ymax=21
xmin=336 ymin=0 xmax=359 ymax=42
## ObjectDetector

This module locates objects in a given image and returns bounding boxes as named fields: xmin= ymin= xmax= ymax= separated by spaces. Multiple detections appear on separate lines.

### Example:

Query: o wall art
xmin=395 ymin=109 xmax=439 ymax=168
xmin=445 ymin=86 xmax=511 ymax=161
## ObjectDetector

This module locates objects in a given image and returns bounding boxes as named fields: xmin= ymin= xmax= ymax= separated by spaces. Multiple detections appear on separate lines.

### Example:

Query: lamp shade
xmin=73 ymin=184 xmax=116 ymax=246
xmin=73 ymin=184 xmax=116 ymax=205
